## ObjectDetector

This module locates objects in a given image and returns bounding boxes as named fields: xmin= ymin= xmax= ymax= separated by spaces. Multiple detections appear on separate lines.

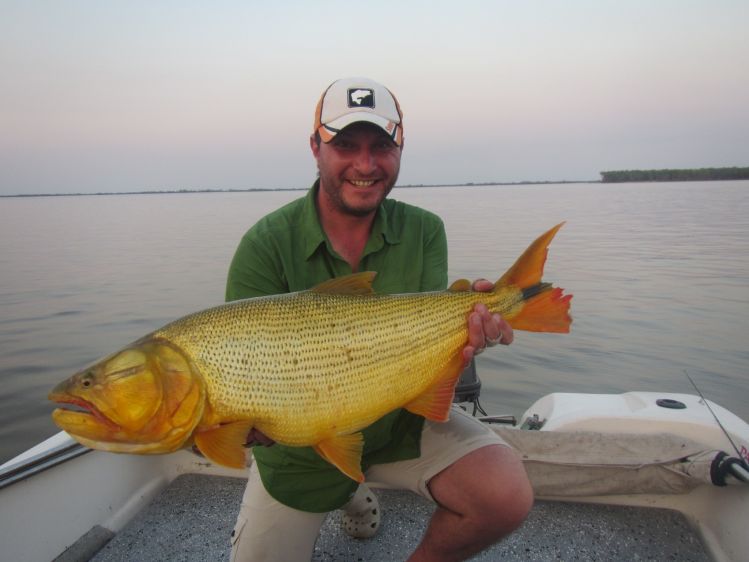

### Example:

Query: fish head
xmin=49 ymin=339 xmax=205 ymax=454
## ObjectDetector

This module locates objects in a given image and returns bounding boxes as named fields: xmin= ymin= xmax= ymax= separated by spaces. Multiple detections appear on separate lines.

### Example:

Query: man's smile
xmin=347 ymin=179 xmax=378 ymax=187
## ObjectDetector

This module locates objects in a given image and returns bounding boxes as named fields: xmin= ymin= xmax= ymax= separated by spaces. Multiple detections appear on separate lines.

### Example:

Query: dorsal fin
xmin=448 ymin=278 xmax=472 ymax=292
xmin=311 ymin=272 xmax=377 ymax=295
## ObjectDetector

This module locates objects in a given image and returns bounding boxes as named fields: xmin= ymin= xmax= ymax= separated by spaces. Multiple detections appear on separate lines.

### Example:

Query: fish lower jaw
xmin=51 ymin=408 xmax=119 ymax=434
xmin=65 ymin=433 xmax=182 ymax=455
xmin=50 ymin=396 xmax=121 ymax=431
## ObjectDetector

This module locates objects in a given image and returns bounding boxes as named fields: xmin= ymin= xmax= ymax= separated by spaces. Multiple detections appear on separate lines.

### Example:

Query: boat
xmin=1 ymin=387 xmax=747 ymax=562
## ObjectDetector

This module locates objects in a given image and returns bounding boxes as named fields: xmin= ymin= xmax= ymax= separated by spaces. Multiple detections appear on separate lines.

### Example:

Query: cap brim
xmin=319 ymin=113 xmax=402 ymax=146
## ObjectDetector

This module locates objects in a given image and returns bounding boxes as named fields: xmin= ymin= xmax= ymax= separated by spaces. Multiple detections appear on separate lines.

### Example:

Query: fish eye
xmin=80 ymin=371 xmax=95 ymax=388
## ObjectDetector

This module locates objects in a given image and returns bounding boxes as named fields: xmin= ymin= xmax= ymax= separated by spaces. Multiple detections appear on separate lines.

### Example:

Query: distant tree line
xmin=600 ymin=167 xmax=749 ymax=183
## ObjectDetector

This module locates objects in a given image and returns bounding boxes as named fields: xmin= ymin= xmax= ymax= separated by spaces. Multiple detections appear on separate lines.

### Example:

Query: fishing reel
xmin=711 ymin=451 xmax=749 ymax=486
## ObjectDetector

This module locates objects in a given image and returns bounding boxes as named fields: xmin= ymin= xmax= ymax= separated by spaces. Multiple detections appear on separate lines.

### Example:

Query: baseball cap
xmin=313 ymin=77 xmax=403 ymax=146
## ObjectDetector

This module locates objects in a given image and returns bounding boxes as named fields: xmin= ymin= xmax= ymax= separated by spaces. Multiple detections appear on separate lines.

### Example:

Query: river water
xmin=1 ymin=181 xmax=748 ymax=464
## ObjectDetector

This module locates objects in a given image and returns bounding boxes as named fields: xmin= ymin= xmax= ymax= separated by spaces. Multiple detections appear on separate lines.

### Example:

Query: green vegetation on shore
xmin=600 ymin=167 xmax=749 ymax=183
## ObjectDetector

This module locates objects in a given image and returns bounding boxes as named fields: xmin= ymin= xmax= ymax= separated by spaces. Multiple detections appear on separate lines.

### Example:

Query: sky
xmin=1 ymin=0 xmax=748 ymax=195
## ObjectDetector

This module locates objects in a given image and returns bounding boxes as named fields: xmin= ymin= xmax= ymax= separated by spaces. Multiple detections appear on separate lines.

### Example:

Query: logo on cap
xmin=348 ymin=88 xmax=375 ymax=108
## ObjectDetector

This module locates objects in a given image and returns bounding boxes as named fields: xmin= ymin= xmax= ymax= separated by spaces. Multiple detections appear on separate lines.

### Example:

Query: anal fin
xmin=313 ymin=432 xmax=365 ymax=483
xmin=194 ymin=420 xmax=254 ymax=469
xmin=404 ymin=352 xmax=464 ymax=422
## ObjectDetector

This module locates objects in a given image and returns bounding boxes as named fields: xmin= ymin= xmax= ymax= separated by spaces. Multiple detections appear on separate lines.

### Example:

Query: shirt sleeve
xmin=225 ymin=234 xmax=288 ymax=301
xmin=419 ymin=215 xmax=448 ymax=291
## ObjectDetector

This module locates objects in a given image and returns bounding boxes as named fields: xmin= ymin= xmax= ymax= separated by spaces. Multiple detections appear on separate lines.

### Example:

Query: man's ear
xmin=310 ymin=134 xmax=321 ymax=158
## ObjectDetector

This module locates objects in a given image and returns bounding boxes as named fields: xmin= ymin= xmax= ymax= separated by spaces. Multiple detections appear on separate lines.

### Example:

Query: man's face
xmin=311 ymin=122 xmax=402 ymax=217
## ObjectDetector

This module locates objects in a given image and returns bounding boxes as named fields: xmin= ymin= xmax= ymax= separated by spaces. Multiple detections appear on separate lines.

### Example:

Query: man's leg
xmin=366 ymin=407 xmax=533 ymax=562
xmin=409 ymin=444 xmax=532 ymax=561
xmin=231 ymin=463 xmax=327 ymax=562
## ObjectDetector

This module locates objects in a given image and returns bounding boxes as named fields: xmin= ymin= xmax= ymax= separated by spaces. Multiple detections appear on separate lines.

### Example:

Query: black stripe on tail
xmin=521 ymin=282 xmax=552 ymax=301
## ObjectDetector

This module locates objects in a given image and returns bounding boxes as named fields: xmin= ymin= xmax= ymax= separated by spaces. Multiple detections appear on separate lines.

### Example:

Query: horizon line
xmin=1 ymin=179 xmax=601 ymax=198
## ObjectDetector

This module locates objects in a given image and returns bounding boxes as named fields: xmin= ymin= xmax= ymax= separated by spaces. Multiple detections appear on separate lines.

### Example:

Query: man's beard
xmin=318 ymin=174 xmax=397 ymax=217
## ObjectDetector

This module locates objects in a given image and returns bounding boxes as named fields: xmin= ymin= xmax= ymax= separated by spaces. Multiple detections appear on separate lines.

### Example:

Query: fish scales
xmin=49 ymin=223 xmax=572 ymax=479
xmin=152 ymin=289 xmax=501 ymax=445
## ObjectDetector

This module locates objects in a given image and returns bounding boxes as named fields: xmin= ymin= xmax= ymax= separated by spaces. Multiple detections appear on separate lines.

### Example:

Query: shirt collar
xmin=301 ymin=180 xmax=401 ymax=261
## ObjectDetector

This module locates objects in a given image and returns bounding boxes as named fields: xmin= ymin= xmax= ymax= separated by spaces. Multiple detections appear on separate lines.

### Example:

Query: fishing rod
xmin=684 ymin=369 xmax=749 ymax=485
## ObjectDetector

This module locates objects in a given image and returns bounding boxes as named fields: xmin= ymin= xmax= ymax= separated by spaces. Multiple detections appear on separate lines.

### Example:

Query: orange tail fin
xmin=498 ymin=223 xmax=573 ymax=333
xmin=498 ymin=223 xmax=565 ymax=288
xmin=511 ymin=287 xmax=572 ymax=333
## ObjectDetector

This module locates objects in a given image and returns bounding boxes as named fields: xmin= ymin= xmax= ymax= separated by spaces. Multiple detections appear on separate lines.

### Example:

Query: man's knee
xmin=475 ymin=466 xmax=533 ymax=537
xmin=490 ymin=446 xmax=532 ymax=523
xmin=437 ymin=444 xmax=533 ymax=537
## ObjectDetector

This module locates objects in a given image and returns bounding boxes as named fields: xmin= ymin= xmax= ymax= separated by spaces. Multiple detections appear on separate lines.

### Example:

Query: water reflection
xmin=1 ymin=182 xmax=747 ymax=462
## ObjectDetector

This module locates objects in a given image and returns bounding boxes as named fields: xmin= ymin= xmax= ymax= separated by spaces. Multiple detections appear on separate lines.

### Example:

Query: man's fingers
xmin=467 ymin=304 xmax=514 ymax=353
xmin=472 ymin=278 xmax=494 ymax=292
xmin=462 ymin=346 xmax=477 ymax=367
xmin=467 ymin=309 xmax=486 ymax=350
xmin=491 ymin=314 xmax=513 ymax=346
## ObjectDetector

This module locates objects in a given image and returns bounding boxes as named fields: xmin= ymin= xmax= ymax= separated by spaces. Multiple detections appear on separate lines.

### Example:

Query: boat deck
xmin=90 ymin=474 xmax=710 ymax=561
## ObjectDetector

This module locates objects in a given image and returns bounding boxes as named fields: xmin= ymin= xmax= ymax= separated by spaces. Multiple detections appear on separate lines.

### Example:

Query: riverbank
xmin=601 ymin=166 xmax=749 ymax=182
xmin=0 ymin=180 xmax=600 ymax=198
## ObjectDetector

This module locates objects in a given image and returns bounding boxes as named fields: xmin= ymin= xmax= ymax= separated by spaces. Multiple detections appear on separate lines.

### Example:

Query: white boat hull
xmin=512 ymin=392 xmax=749 ymax=562
xmin=1 ymin=391 xmax=747 ymax=562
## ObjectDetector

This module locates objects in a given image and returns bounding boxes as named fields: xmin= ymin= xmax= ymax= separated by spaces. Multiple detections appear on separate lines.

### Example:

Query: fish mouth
xmin=49 ymin=393 xmax=120 ymax=431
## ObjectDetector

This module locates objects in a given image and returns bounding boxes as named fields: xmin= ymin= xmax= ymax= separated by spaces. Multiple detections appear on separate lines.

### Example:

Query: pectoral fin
xmin=194 ymin=420 xmax=254 ymax=469
xmin=404 ymin=351 xmax=464 ymax=422
xmin=313 ymin=432 xmax=365 ymax=483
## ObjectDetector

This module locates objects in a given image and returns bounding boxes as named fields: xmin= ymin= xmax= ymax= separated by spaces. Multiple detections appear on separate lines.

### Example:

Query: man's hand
xmin=463 ymin=279 xmax=514 ymax=365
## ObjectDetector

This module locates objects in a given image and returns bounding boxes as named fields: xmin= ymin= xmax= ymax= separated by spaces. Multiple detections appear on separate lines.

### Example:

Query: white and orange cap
xmin=313 ymin=77 xmax=404 ymax=146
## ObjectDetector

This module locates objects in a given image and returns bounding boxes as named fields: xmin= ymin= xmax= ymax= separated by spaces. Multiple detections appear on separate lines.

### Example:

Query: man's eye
xmin=374 ymin=142 xmax=396 ymax=152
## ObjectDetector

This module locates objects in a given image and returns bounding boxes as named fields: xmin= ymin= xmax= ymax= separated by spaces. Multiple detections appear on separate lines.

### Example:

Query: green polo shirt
xmin=225 ymin=181 xmax=448 ymax=512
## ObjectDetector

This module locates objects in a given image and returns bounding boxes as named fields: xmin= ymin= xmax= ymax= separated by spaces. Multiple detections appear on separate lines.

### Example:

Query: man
xmin=226 ymin=77 xmax=533 ymax=561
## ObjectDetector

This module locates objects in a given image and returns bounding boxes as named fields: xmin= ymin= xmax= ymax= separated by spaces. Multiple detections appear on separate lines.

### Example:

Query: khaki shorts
xmin=230 ymin=407 xmax=507 ymax=562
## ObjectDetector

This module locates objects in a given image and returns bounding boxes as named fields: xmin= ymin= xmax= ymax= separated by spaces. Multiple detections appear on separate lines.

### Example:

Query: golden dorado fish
xmin=49 ymin=224 xmax=572 ymax=482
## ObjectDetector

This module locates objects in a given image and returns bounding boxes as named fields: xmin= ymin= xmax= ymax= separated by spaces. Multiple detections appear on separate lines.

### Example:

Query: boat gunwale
xmin=0 ymin=437 xmax=89 ymax=490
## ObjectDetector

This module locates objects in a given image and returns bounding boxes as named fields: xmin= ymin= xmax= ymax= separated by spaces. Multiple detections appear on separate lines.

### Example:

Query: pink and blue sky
xmin=1 ymin=0 xmax=748 ymax=195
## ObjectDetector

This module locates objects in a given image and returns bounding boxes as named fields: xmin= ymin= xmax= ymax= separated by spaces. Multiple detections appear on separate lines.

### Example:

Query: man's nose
xmin=353 ymin=147 xmax=376 ymax=173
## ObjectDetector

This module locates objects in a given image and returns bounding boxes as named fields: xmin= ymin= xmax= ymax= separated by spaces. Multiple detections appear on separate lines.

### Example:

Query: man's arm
xmin=226 ymin=236 xmax=287 ymax=302
xmin=419 ymin=217 xmax=449 ymax=291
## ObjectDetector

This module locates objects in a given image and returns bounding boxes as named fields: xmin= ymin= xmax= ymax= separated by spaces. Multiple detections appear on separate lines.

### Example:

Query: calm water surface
xmin=1 ymin=182 xmax=748 ymax=464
